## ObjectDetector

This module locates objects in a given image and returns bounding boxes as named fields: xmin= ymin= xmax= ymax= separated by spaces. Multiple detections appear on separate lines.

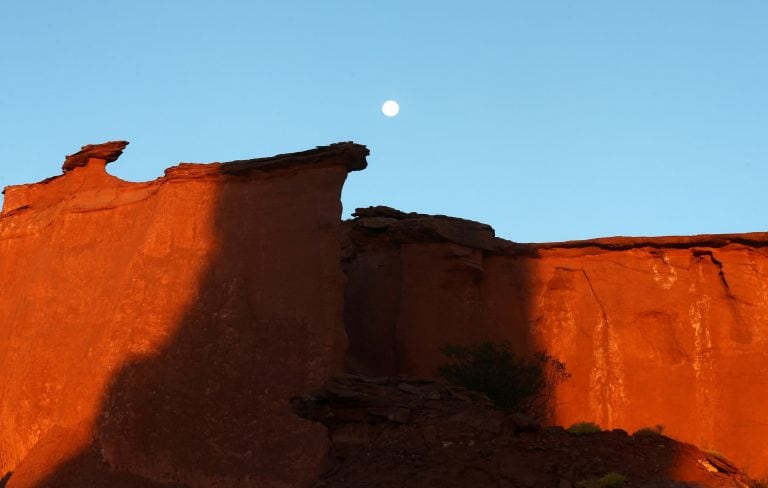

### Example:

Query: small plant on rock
xmin=576 ymin=472 xmax=626 ymax=488
xmin=437 ymin=341 xmax=570 ymax=420
xmin=632 ymin=424 xmax=664 ymax=437
xmin=567 ymin=421 xmax=602 ymax=435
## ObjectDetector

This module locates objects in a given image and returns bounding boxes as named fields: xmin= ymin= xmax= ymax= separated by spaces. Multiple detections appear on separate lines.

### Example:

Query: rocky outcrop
xmin=61 ymin=140 xmax=129 ymax=172
xmin=0 ymin=141 xmax=367 ymax=487
xmin=343 ymin=206 xmax=768 ymax=477
xmin=294 ymin=374 xmax=753 ymax=487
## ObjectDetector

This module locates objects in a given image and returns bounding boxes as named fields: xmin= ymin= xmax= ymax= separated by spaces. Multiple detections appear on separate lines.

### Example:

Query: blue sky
xmin=1 ymin=1 xmax=765 ymax=242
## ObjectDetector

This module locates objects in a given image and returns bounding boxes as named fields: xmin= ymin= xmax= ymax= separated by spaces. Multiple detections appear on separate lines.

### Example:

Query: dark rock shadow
xmin=21 ymin=145 xmax=366 ymax=487
xmin=341 ymin=207 xmax=537 ymax=383
xmin=339 ymin=208 xmax=719 ymax=484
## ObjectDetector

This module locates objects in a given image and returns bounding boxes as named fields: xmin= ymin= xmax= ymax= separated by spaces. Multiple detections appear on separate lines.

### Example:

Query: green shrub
xmin=576 ymin=472 xmax=626 ymax=488
xmin=437 ymin=341 xmax=570 ymax=420
xmin=567 ymin=421 xmax=602 ymax=435
xmin=632 ymin=424 xmax=664 ymax=436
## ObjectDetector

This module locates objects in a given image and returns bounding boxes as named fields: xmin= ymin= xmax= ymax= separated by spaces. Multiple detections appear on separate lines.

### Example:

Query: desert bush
xmin=437 ymin=341 xmax=570 ymax=420
xmin=632 ymin=424 xmax=664 ymax=436
xmin=576 ymin=472 xmax=626 ymax=488
xmin=567 ymin=421 xmax=602 ymax=435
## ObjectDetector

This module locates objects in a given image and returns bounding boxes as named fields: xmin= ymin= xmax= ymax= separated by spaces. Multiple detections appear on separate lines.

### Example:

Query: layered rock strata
xmin=343 ymin=206 xmax=768 ymax=477
xmin=0 ymin=141 xmax=368 ymax=487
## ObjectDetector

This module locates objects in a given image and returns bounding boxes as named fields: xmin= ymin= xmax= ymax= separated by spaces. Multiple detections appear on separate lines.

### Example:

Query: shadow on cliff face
xmin=7 ymin=145 xmax=748 ymax=485
xmin=341 ymin=207 xmax=539 ymax=397
xmin=341 ymin=208 xmax=571 ymax=426
xmin=340 ymin=207 xmax=720 ymax=484
xmin=16 ymin=149 xmax=361 ymax=487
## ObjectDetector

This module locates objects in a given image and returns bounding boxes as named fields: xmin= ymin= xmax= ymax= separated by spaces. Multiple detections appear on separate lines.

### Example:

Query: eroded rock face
xmin=61 ymin=140 xmax=129 ymax=171
xmin=0 ymin=141 xmax=368 ymax=487
xmin=4 ymin=141 xmax=768 ymax=484
xmin=343 ymin=206 xmax=768 ymax=477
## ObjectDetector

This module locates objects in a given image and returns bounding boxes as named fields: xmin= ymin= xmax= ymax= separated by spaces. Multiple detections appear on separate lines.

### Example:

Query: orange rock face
xmin=344 ymin=207 xmax=768 ymax=477
xmin=4 ymin=142 xmax=768 ymax=484
xmin=0 ymin=142 xmax=367 ymax=487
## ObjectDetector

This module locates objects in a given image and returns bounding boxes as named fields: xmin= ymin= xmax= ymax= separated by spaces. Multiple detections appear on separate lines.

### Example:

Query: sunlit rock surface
xmin=343 ymin=206 xmax=768 ymax=477
xmin=61 ymin=140 xmax=129 ymax=172
xmin=0 ymin=141 xmax=367 ymax=487
xmin=4 ymin=141 xmax=768 ymax=485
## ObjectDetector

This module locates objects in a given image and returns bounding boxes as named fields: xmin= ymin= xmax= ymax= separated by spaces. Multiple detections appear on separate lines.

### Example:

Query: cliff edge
xmin=0 ymin=141 xmax=367 ymax=488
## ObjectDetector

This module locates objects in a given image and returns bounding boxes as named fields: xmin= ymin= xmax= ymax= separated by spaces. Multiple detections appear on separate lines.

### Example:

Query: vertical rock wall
xmin=343 ymin=207 xmax=768 ymax=476
xmin=4 ymin=142 xmax=768 ymax=482
xmin=0 ymin=142 xmax=367 ymax=487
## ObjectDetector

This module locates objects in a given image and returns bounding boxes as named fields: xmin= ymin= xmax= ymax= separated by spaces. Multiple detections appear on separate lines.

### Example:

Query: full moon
xmin=382 ymin=100 xmax=400 ymax=117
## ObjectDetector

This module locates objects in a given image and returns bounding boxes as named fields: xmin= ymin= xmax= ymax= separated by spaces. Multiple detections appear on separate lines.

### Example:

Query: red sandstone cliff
xmin=3 ymin=141 xmax=768 ymax=486
xmin=343 ymin=206 xmax=768 ymax=478
xmin=0 ymin=141 xmax=368 ymax=487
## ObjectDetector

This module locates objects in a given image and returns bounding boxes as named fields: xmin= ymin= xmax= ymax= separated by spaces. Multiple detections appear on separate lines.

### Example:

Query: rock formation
xmin=343 ymin=206 xmax=768 ymax=478
xmin=3 ymin=141 xmax=768 ymax=485
xmin=61 ymin=140 xmax=129 ymax=172
xmin=0 ymin=141 xmax=368 ymax=487
xmin=294 ymin=374 xmax=752 ymax=487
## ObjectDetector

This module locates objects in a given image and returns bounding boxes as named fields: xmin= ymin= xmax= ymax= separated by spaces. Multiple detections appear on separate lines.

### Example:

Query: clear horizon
xmin=1 ymin=1 xmax=766 ymax=242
